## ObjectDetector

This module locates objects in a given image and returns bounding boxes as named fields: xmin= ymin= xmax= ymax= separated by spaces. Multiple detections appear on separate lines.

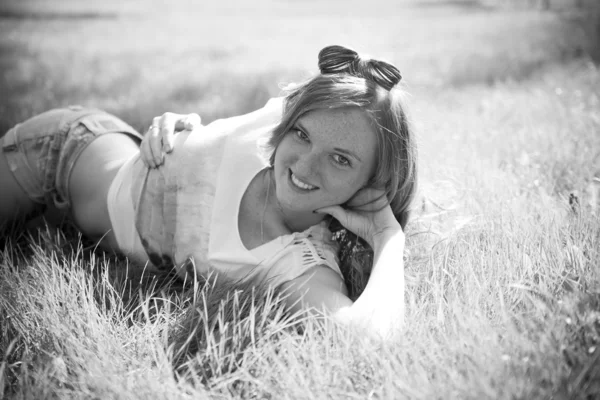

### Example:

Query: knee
xmin=0 ymin=149 xmax=39 ymax=226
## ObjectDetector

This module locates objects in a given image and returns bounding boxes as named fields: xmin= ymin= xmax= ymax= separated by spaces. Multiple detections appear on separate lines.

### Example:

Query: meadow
xmin=1 ymin=0 xmax=600 ymax=398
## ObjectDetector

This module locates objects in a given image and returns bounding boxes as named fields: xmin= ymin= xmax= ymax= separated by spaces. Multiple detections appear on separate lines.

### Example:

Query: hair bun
xmin=318 ymin=45 xmax=402 ymax=91
xmin=366 ymin=59 xmax=402 ymax=91
xmin=318 ymin=45 xmax=360 ymax=74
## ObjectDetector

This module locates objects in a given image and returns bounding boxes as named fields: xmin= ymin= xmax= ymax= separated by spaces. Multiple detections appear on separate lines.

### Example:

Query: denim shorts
xmin=1 ymin=106 xmax=143 ymax=215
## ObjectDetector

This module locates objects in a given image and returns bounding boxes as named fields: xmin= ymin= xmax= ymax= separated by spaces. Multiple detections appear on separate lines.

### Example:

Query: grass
xmin=1 ymin=0 xmax=600 ymax=398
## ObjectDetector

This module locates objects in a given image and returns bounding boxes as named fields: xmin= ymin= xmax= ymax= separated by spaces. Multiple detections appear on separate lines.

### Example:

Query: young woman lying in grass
xmin=0 ymin=45 xmax=417 ymax=338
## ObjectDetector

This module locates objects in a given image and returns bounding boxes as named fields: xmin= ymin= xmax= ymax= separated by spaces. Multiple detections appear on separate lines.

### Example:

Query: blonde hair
xmin=267 ymin=47 xmax=417 ymax=299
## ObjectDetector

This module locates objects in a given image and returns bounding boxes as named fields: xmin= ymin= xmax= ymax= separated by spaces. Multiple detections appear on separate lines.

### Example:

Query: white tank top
xmin=107 ymin=98 xmax=342 ymax=288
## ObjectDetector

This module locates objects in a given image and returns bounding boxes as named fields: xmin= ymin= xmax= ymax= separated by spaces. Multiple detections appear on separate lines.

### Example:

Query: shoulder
xmin=254 ymin=222 xmax=343 ymax=288
xmin=290 ymin=222 xmax=341 ymax=273
xmin=269 ymin=223 xmax=356 ymax=317
xmin=276 ymin=225 xmax=350 ymax=315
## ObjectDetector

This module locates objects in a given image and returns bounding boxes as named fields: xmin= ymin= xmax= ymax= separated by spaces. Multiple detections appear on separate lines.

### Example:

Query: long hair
xmin=267 ymin=51 xmax=418 ymax=299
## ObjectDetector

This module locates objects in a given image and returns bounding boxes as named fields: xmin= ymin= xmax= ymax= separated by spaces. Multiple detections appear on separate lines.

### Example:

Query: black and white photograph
xmin=1 ymin=0 xmax=599 ymax=398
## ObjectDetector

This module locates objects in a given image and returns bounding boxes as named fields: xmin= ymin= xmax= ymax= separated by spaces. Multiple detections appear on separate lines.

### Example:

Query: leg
xmin=1 ymin=109 xmax=143 ymax=253
xmin=1 ymin=108 xmax=86 ymax=231
xmin=68 ymin=133 xmax=140 ymax=249
xmin=0 ymin=139 xmax=38 ymax=226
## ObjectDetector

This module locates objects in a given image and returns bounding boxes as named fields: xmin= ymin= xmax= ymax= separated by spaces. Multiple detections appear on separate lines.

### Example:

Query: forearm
xmin=334 ymin=229 xmax=406 ymax=333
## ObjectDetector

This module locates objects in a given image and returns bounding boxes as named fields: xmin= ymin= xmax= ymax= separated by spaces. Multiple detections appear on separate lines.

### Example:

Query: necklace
xmin=260 ymin=168 xmax=272 ymax=244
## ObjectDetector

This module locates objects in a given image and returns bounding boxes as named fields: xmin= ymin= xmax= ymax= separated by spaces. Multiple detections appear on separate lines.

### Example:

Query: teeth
xmin=291 ymin=173 xmax=316 ymax=190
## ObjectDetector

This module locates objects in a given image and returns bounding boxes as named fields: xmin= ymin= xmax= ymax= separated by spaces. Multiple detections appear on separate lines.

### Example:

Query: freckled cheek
xmin=275 ymin=139 xmax=299 ymax=167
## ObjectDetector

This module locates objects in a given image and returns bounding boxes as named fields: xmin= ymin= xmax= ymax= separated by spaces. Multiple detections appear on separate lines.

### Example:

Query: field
xmin=1 ymin=0 xmax=600 ymax=398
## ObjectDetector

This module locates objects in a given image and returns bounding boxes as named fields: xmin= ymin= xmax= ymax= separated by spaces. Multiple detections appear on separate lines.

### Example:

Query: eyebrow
xmin=296 ymin=121 xmax=363 ymax=163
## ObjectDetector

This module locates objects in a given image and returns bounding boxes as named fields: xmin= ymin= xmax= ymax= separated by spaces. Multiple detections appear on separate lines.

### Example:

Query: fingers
xmin=346 ymin=187 xmax=388 ymax=210
xmin=315 ymin=205 xmax=369 ymax=241
xmin=163 ymin=113 xmax=201 ymax=154
xmin=140 ymin=112 xmax=202 ymax=168
xmin=158 ymin=113 xmax=177 ymax=154
xmin=149 ymin=117 xmax=165 ymax=167
xmin=140 ymin=135 xmax=153 ymax=168
xmin=314 ymin=205 xmax=348 ymax=225
xmin=176 ymin=113 xmax=202 ymax=132
xmin=140 ymin=118 xmax=160 ymax=168
xmin=316 ymin=193 xmax=400 ymax=246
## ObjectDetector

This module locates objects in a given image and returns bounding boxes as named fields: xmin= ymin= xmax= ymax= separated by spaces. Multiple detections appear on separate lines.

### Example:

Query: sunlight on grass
xmin=1 ymin=0 xmax=600 ymax=398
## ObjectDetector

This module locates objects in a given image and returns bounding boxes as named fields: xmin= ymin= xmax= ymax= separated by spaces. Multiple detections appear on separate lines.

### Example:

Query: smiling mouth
xmin=289 ymin=170 xmax=318 ymax=191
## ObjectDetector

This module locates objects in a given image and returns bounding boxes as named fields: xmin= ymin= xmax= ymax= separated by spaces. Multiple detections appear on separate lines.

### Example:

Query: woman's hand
xmin=315 ymin=188 xmax=403 ymax=249
xmin=140 ymin=112 xmax=202 ymax=168
xmin=313 ymin=188 xmax=407 ymax=337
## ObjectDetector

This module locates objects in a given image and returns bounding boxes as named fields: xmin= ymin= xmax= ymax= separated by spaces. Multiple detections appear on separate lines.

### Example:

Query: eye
xmin=293 ymin=128 xmax=310 ymax=142
xmin=332 ymin=154 xmax=351 ymax=167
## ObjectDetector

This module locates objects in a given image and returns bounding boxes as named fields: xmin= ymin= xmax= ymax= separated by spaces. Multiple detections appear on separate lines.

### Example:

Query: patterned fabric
xmin=120 ymin=98 xmax=342 ymax=288
xmin=247 ymin=222 xmax=342 ymax=289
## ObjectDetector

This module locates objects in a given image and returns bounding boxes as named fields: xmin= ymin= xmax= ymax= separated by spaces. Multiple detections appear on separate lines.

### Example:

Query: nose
xmin=294 ymin=149 xmax=320 ymax=180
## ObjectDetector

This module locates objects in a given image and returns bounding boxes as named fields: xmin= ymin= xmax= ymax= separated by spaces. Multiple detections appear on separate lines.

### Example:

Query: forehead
xmin=298 ymin=107 xmax=377 ymax=155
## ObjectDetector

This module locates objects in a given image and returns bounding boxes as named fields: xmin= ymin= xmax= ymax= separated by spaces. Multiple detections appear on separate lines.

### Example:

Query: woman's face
xmin=273 ymin=107 xmax=378 ymax=215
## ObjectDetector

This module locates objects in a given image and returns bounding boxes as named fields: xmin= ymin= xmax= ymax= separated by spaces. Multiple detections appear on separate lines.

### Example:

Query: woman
xmin=0 ymin=46 xmax=416 ymax=337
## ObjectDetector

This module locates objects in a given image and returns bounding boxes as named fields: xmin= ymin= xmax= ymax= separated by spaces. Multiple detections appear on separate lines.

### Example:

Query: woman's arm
xmin=282 ymin=189 xmax=406 ymax=338
xmin=340 ymin=228 xmax=405 ymax=335
xmin=140 ymin=98 xmax=284 ymax=168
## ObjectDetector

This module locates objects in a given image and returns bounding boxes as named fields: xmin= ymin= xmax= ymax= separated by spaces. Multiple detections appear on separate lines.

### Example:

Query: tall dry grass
xmin=1 ymin=0 xmax=600 ymax=398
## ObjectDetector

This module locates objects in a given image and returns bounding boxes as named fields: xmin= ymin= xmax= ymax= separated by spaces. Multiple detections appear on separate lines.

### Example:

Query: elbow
xmin=331 ymin=304 xmax=405 ymax=340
